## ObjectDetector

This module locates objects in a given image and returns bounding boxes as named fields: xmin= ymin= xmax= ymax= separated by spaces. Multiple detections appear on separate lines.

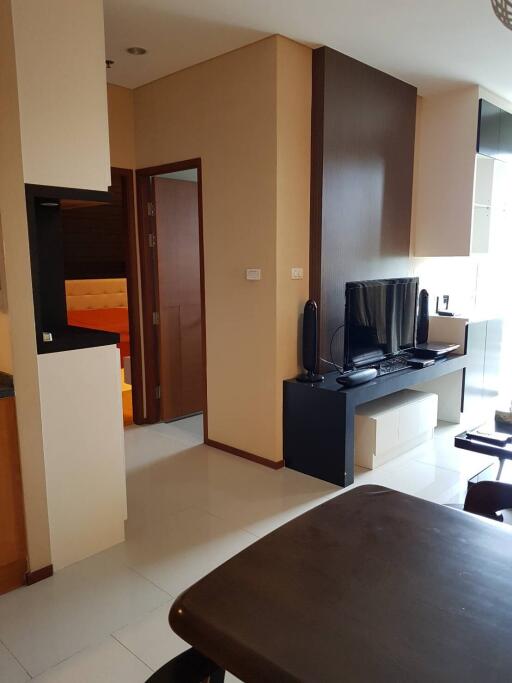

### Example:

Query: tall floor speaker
xmin=417 ymin=289 xmax=429 ymax=345
xmin=297 ymin=300 xmax=324 ymax=383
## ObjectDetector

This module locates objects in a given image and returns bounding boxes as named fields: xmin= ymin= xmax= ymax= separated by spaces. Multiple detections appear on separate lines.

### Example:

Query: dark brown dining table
xmin=168 ymin=485 xmax=512 ymax=682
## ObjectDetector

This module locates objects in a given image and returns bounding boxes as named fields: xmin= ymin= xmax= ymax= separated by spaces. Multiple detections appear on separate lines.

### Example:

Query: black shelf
xmin=37 ymin=326 xmax=120 ymax=355
xmin=25 ymin=183 xmax=114 ymax=355
xmin=284 ymin=354 xmax=467 ymax=487
xmin=455 ymin=421 xmax=512 ymax=461
xmin=287 ymin=353 xmax=466 ymax=400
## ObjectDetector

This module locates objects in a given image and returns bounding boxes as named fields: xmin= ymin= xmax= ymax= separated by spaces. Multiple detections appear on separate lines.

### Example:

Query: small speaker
xmin=417 ymin=289 xmax=429 ymax=345
xmin=297 ymin=300 xmax=324 ymax=383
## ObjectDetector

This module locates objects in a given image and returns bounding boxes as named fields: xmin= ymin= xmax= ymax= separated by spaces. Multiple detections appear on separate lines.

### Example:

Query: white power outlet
xmin=246 ymin=268 xmax=262 ymax=281
xmin=291 ymin=267 xmax=304 ymax=280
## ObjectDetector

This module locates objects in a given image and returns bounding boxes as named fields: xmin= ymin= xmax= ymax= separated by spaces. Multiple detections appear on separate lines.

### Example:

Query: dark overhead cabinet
xmin=477 ymin=100 xmax=500 ymax=158
xmin=499 ymin=105 xmax=512 ymax=162
xmin=477 ymin=98 xmax=512 ymax=161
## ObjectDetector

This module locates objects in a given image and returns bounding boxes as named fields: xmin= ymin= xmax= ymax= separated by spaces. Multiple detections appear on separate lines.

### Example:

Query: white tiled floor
xmin=0 ymin=642 xmax=30 ymax=683
xmin=0 ymin=414 xmax=494 ymax=681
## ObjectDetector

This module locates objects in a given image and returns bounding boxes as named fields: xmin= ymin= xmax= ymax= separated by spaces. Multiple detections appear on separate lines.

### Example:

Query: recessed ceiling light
xmin=126 ymin=47 xmax=147 ymax=55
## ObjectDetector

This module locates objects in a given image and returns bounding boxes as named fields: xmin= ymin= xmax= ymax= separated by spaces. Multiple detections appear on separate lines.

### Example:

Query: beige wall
xmin=0 ymin=0 xmax=52 ymax=571
xmin=275 ymin=38 xmax=312 ymax=453
xmin=133 ymin=36 xmax=311 ymax=462
xmin=2 ymin=0 xmax=118 ymax=572
xmin=134 ymin=36 xmax=311 ymax=461
xmin=107 ymin=84 xmax=136 ymax=169
xmin=135 ymin=37 xmax=278 ymax=460
xmin=11 ymin=0 xmax=111 ymax=191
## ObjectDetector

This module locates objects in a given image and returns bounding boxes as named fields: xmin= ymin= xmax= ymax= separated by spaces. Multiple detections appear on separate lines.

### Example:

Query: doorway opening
xmin=61 ymin=167 xmax=143 ymax=426
xmin=136 ymin=160 xmax=207 ymax=432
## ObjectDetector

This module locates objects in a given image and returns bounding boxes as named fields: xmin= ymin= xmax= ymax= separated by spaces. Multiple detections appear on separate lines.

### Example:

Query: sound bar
xmin=336 ymin=368 xmax=378 ymax=387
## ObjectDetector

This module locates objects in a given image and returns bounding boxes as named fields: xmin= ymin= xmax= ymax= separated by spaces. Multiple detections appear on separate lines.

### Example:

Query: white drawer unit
xmin=355 ymin=390 xmax=438 ymax=470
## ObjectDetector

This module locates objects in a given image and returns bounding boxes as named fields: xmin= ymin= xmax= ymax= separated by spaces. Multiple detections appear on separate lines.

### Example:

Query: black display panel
xmin=344 ymin=278 xmax=418 ymax=368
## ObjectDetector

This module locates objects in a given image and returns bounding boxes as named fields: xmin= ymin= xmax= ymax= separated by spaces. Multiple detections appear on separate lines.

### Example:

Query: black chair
xmin=463 ymin=480 xmax=512 ymax=522
xmin=146 ymin=648 xmax=225 ymax=683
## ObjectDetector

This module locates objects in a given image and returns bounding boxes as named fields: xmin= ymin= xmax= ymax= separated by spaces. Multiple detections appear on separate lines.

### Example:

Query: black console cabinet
xmin=284 ymin=355 xmax=467 ymax=487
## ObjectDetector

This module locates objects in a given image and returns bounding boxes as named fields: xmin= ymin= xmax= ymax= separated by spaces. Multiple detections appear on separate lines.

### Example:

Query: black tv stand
xmin=283 ymin=353 xmax=467 ymax=487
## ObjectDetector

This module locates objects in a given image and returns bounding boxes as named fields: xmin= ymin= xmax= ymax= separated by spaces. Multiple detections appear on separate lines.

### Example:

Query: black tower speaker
xmin=417 ymin=289 xmax=429 ymax=345
xmin=297 ymin=300 xmax=324 ymax=383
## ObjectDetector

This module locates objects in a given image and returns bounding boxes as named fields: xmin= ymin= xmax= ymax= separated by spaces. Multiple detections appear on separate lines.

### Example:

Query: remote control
xmin=336 ymin=368 xmax=378 ymax=387
xmin=408 ymin=357 xmax=435 ymax=369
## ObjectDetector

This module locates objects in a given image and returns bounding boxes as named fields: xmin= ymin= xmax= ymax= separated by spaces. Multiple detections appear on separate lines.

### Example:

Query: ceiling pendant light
xmin=491 ymin=0 xmax=512 ymax=30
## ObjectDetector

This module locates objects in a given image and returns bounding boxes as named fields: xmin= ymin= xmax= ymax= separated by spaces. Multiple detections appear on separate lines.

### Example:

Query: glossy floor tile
xmin=355 ymin=456 xmax=466 ymax=503
xmin=113 ymin=601 xmax=181 ymax=672
xmin=0 ymin=642 xmax=29 ymax=683
xmin=413 ymin=438 xmax=493 ymax=477
xmin=0 ymin=547 xmax=170 ymax=677
xmin=0 ymin=415 xmax=494 ymax=681
xmin=31 ymin=637 xmax=152 ymax=683
xmin=150 ymin=413 xmax=204 ymax=444
xmin=121 ymin=507 xmax=259 ymax=597
xmin=114 ymin=601 xmax=242 ymax=681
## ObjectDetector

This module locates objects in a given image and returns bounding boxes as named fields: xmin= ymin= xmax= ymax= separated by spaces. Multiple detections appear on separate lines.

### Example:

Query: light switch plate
xmin=291 ymin=267 xmax=304 ymax=280
xmin=246 ymin=268 xmax=262 ymax=281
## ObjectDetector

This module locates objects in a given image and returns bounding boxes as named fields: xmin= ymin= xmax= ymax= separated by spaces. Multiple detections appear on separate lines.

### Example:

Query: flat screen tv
xmin=344 ymin=277 xmax=419 ymax=369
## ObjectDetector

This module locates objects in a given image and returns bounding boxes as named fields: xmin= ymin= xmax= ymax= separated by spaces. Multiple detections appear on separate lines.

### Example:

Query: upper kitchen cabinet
xmin=477 ymin=99 xmax=501 ymax=159
xmin=412 ymin=87 xmax=512 ymax=257
xmin=477 ymin=99 xmax=512 ymax=162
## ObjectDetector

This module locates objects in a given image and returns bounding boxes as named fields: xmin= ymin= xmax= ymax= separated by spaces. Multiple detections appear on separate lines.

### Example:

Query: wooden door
xmin=0 ymin=397 xmax=27 ymax=594
xmin=153 ymin=177 xmax=204 ymax=421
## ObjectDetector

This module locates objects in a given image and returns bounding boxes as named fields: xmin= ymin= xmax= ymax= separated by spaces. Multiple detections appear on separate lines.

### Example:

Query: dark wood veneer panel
xmin=205 ymin=439 xmax=284 ymax=469
xmin=154 ymin=177 xmax=204 ymax=421
xmin=310 ymin=47 xmax=417 ymax=370
xmin=25 ymin=184 xmax=112 ymax=354
xmin=25 ymin=564 xmax=53 ymax=585
xmin=61 ymin=178 xmax=126 ymax=280
xmin=309 ymin=47 xmax=325 ymax=307
xmin=0 ymin=397 xmax=27 ymax=595
xmin=477 ymin=99 xmax=501 ymax=158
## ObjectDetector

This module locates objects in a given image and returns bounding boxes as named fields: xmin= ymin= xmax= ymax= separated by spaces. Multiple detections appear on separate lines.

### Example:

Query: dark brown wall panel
xmin=310 ymin=47 xmax=417 ymax=370
xmin=61 ymin=175 xmax=126 ymax=279
xmin=0 ymin=397 xmax=27 ymax=595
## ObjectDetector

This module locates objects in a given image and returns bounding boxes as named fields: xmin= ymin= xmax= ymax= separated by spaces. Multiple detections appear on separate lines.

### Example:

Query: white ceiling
xmin=104 ymin=0 xmax=512 ymax=100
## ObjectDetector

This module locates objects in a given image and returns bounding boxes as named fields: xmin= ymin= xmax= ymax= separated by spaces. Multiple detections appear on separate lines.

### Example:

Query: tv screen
xmin=344 ymin=278 xmax=419 ymax=368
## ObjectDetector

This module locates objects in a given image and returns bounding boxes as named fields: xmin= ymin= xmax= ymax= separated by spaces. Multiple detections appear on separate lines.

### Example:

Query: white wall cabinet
xmin=412 ymin=86 xmax=509 ymax=257
xmin=37 ymin=345 xmax=127 ymax=570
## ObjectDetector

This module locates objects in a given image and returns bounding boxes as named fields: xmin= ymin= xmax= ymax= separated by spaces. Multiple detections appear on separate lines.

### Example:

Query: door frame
xmin=135 ymin=159 xmax=207 ymax=434
xmin=112 ymin=167 xmax=144 ymax=424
